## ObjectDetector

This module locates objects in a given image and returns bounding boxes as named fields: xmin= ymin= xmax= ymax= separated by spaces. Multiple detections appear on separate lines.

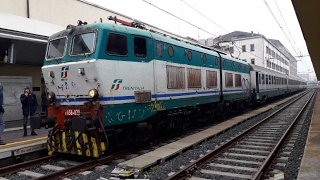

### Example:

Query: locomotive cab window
xmin=106 ymin=33 xmax=128 ymax=56
xmin=134 ymin=37 xmax=147 ymax=58
xmin=46 ymin=37 xmax=67 ymax=60
xmin=71 ymin=32 xmax=96 ymax=55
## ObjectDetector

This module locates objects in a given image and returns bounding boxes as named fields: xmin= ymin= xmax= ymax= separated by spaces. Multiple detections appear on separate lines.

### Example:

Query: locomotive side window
xmin=225 ymin=72 xmax=233 ymax=87
xmin=157 ymin=42 xmax=162 ymax=57
xmin=71 ymin=32 xmax=96 ymax=55
xmin=187 ymin=51 xmax=192 ymax=61
xmin=167 ymin=65 xmax=185 ymax=89
xmin=46 ymin=37 xmax=67 ymax=60
xmin=235 ymin=74 xmax=241 ymax=87
xmin=214 ymin=56 xmax=219 ymax=66
xmin=187 ymin=68 xmax=201 ymax=88
xmin=134 ymin=37 xmax=147 ymax=58
xmin=202 ymin=54 xmax=207 ymax=63
xmin=206 ymin=70 xmax=217 ymax=88
xmin=106 ymin=33 xmax=128 ymax=56
xmin=168 ymin=45 xmax=174 ymax=57
xmin=231 ymin=62 xmax=235 ymax=69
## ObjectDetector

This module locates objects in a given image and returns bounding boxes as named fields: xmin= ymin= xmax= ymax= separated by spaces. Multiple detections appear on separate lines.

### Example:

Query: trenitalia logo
xmin=61 ymin=66 xmax=69 ymax=78
xmin=110 ymin=79 xmax=123 ymax=90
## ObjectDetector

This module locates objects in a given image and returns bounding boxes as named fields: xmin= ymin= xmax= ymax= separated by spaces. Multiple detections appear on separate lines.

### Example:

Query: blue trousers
xmin=23 ymin=115 xmax=35 ymax=135
xmin=0 ymin=113 xmax=4 ymax=139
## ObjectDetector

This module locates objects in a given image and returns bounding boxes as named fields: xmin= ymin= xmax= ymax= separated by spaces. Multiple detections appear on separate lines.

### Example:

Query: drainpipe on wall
xmin=27 ymin=0 xmax=30 ymax=18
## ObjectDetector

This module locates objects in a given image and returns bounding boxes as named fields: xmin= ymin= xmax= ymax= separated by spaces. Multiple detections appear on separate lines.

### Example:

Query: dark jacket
xmin=0 ymin=84 xmax=3 ymax=106
xmin=20 ymin=93 xmax=38 ymax=116
xmin=0 ymin=84 xmax=3 ymax=113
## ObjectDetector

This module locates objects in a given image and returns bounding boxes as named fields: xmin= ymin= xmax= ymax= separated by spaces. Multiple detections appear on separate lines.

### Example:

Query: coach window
xmin=262 ymin=74 xmax=265 ymax=84
xmin=223 ymin=59 xmax=226 ymax=67
xmin=266 ymin=75 xmax=269 ymax=85
xmin=235 ymin=74 xmax=241 ymax=87
xmin=225 ymin=72 xmax=233 ymax=87
xmin=258 ymin=74 xmax=261 ymax=84
xmin=134 ymin=37 xmax=147 ymax=58
xmin=168 ymin=45 xmax=174 ymax=57
xmin=106 ymin=33 xmax=128 ymax=56
xmin=238 ymin=63 xmax=242 ymax=70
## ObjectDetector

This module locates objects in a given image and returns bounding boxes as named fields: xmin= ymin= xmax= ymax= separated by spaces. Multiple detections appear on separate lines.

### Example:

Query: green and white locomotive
xmin=34 ymin=17 xmax=305 ymax=157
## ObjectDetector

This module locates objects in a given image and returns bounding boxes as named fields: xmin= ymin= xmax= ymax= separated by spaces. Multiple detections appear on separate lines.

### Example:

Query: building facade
xmin=203 ymin=31 xmax=298 ymax=77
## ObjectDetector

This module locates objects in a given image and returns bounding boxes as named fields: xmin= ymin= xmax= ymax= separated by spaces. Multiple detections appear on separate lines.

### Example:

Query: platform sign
xmin=13 ymin=144 xmax=46 ymax=156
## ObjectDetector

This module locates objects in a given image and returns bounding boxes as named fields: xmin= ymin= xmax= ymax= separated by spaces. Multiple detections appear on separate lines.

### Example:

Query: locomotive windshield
xmin=46 ymin=37 xmax=67 ymax=60
xmin=71 ymin=32 xmax=96 ymax=55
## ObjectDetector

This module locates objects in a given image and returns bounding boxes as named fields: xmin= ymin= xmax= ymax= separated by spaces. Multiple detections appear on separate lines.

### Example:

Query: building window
xmin=266 ymin=46 xmax=270 ymax=54
xmin=250 ymin=44 xmax=255 ymax=51
xmin=242 ymin=45 xmax=246 ymax=52
xmin=251 ymin=58 xmax=255 ymax=64
xmin=229 ymin=47 xmax=234 ymax=54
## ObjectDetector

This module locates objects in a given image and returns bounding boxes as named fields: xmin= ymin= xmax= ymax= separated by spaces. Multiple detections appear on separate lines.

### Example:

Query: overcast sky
xmin=87 ymin=0 xmax=316 ymax=80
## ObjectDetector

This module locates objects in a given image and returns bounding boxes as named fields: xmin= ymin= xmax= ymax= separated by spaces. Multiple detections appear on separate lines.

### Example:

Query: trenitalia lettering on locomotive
xmin=31 ymin=17 xmax=306 ymax=157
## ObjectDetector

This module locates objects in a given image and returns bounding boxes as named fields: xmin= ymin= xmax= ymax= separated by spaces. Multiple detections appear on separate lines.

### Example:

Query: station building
xmin=202 ymin=31 xmax=298 ymax=77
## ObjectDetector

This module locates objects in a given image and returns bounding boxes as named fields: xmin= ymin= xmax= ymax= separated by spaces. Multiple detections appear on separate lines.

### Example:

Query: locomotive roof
xmin=49 ymin=22 xmax=248 ymax=65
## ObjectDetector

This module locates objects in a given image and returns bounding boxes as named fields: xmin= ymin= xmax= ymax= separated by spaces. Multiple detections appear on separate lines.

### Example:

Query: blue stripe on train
xmin=55 ymin=89 xmax=250 ymax=102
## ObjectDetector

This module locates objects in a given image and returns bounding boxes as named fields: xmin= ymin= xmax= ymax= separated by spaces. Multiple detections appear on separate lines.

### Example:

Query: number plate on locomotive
xmin=65 ymin=109 xmax=80 ymax=116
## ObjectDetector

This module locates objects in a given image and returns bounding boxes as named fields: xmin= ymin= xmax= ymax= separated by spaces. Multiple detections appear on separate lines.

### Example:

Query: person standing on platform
xmin=0 ymin=83 xmax=5 ymax=145
xmin=20 ymin=86 xmax=38 ymax=136
xmin=41 ymin=88 xmax=49 ymax=115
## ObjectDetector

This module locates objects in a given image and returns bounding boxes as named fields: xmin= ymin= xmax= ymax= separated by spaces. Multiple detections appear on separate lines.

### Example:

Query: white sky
xmin=87 ymin=0 xmax=316 ymax=80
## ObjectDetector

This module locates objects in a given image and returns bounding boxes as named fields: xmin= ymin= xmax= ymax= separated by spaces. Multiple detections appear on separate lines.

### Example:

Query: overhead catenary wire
xmin=141 ymin=0 xmax=267 ymax=63
xmin=263 ymin=0 xmax=310 ymax=71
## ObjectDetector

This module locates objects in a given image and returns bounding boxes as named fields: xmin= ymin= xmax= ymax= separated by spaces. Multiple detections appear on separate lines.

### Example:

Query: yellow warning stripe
xmin=1 ymin=136 xmax=46 ymax=147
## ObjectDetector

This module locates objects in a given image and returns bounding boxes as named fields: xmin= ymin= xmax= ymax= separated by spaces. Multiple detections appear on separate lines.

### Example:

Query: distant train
xmin=32 ymin=17 xmax=306 ymax=157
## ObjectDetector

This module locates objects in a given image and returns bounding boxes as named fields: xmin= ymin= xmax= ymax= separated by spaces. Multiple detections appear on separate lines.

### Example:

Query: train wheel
xmin=115 ymin=127 xmax=128 ymax=146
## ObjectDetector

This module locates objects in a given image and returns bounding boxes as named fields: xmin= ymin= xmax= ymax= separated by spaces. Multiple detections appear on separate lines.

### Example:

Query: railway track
xmin=0 ymin=90 xmax=312 ymax=180
xmin=166 ymin=89 xmax=315 ymax=180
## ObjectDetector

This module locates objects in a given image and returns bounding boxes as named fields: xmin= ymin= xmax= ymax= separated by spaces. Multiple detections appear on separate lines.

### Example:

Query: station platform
xmin=298 ymin=88 xmax=320 ymax=180
xmin=0 ymin=119 xmax=50 ymax=159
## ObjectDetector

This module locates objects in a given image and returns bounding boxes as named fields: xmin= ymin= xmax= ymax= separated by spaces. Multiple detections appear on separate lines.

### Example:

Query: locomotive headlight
xmin=47 ymin=91 xmax=56 ymax=102
xmin=88 ymin=89 xmax=99 ymax=98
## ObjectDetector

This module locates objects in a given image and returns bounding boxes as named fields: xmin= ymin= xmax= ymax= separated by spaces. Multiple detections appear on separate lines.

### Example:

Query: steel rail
xmin=34 ymin=127 xmax=197 ymax=180
xmin=252 ymin=89 xmax=315 ymax=179
xmin=166 ymin=90 xmax=311 ymax=180
xmin=0 ymin=153 xmax=62 ymax=177
xmin=33 ymin=147 xmax=134 ymax=180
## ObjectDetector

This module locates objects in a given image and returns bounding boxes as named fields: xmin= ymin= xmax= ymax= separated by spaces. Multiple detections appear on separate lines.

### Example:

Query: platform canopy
xmin=292 ymin=0 xmax=320 ymax=79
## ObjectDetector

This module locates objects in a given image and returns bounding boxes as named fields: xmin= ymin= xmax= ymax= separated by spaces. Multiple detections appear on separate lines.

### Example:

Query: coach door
xmin=256 ymin=72 xmax=259 ymax=93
